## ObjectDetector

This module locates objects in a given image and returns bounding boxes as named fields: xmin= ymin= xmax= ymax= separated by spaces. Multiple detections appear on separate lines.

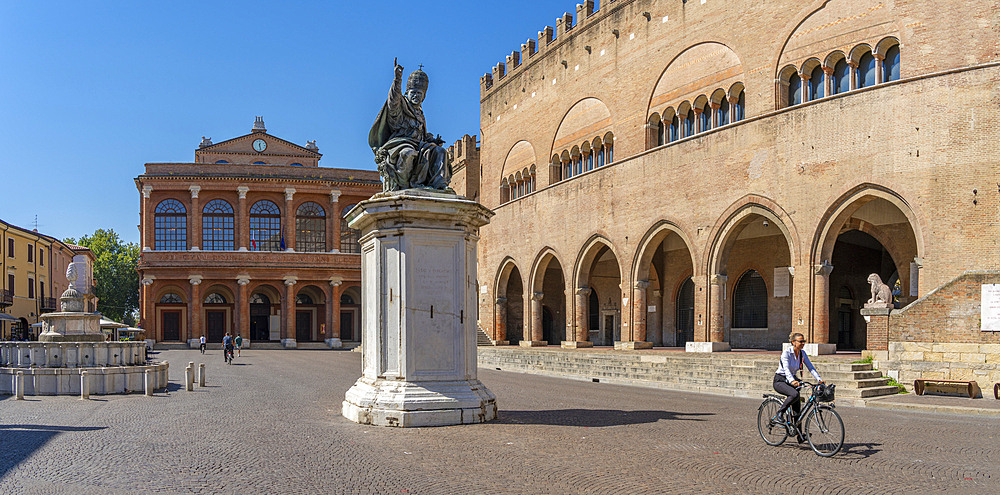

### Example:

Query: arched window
xmin=717 ymin=98 xmax=730 ymax=127
xmin=832 ymin=60 xmax=850 ymax=95
xmin=683 ymin=111 xmax=694 ymax=138
xmin=699 ymin=102 xmax=711 ymax=132
xmin=733 ymin=270 xmax=767 ymax=328
xmin=340 ymin=204 xmax=361 ymax=254
xmin=159 ymin=293 xmax=182 ymax=304
xmin=205 ymin=293 xmax=226 ymax=304
xmin=500 ymin=180 xmax=510 ymax=203
xmin=857 ymin=51 xmax=876 ymax=88
xmin=585 ymin=151 xmax=594 ymax=171
xmin=202 ymin=199 xmax=234 ymax=251
xmin=296 ymin=202 xmax=326 ymax=252
xmin=734 ymin=90 xmax=745 ymax=122
xmin=341 ymin=293 xmax=355 ymax=305
xmin=788 ymin=72 xmax=802 ymax=106
xmin=249 ymin=200 xmax=281 ymax=251
xmin=214 ymin=160 xmax=229 ymax=164
xmin=595 ymin=143 xmax=605 ymax=167
xmin=668 ymin=114 xmax=679 ymax=142
xmin=253 ymin=161 xmax=266 ymax=165
xmin=563 ymin=158 xmax=572 ymax=179
xmin=290 ymin=163 xmax=304 ymax=167
xmin=154 ymin=199 xmax=186 ymax=251
xmin=295 ymin=294 xmax=313 ymax=304
xmin=249 ymin=293 xmax=269 ymax=304
xmin=604 ymin=141 xmax=614 ymax=164
xmin=883 ymin=45 xmax=900 ymax=82
xmin=809 ymin=66 xmax=824 ymax=100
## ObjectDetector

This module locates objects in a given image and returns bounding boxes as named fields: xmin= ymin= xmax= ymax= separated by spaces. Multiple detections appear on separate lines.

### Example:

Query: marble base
xmin=685 ymin=341 xmax=732 ymax=353
xmin=325 ymin=338 xmax=343 ymax=349
xmin=0 ymin=363 xmax=169 ymax=396
xmin=281 ymin=339 xmax=297 ymax=349
xmin=342 ymin=377 xmax=497 ymax=427
xmin=519 ymin=341 xmax=548 ymax=347
xmin=38 ymin=312 xmax=102 ymax=342
xmin=492 ymin=341 xmax=510 ymax=346
xmin=615 ymin=341 xmax=653 ymax=350
xmin=782 ymin=343 xmax=838 ymax=355
xmin=561 ymin=341 xmax=594 ymax=349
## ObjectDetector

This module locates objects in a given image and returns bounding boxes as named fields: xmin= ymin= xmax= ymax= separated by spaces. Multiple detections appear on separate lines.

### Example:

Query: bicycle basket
xmin=816 ymin=383 xmax=836 ymax=402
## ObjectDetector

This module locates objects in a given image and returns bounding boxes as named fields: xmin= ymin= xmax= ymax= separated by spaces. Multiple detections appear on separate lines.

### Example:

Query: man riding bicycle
xmin=222 ymin=332 xmax=234 ymax=364
xmin=774 ymin=332 xmax=823 ymax=436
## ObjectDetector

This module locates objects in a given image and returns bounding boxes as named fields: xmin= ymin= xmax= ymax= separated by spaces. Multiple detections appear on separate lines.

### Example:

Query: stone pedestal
xmin=615 ymin=341 xmax=653 ymax=350
xmin=685 ymin=341 xmax=732 ymax=353
xmin=860 ymin=307 xmax=892 ymax=351
xmin=519 ymin=341 xmax=547 ymax=347
xmin=325 ymin=338 xmax=343 ymax=349
xmin=341 ymin=191 xmax=497 ymax=427
xmin=561 ymin=341 xmax=594 ymax=349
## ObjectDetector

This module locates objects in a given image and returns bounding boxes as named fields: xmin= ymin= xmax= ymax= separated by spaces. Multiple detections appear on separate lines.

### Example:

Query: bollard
xmin=185 ymin=365 xmax=193 ymax=391
xmin=15 ymin=371 xmax=24 ymax=400
xmin=145 ymin=369 xmax=154 ymax=396
xmin=80 ymin=370 xmax=90 ymax=400
xmin=198 ymin=363 xmax=206 ymax=387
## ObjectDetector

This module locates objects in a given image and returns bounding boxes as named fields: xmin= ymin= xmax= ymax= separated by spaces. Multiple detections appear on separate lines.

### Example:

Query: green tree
xmin=65 ymin=229 xmax=140 ymax=325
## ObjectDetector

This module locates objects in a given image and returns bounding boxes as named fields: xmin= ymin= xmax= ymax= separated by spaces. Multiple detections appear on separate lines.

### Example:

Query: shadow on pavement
xmin=837 ymin=442 xmax=882 ymax=459
xmin=498 ymin=409 xmax=713 ymax=427
xmin=0 ymin=424 xmax=107 ymax=479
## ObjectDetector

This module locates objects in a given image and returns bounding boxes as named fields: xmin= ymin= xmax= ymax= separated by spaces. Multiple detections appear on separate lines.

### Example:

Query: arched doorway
xmin=633 ymin=223 xmax=696 ymax=346
xmin=249 ymin=293 xmax=272 ymax=341
xmin=528 ymin=251 xmax=566 ymax=346
xmin=575 ymin=240 xmax=622 ymax=346
xmin=295 ymin=285 xmax=324 ymax=342
xmin=203 ymin=287 xmax=233 ymax=343
xmin=496 ymin=261 xmax=524 ymax=344
xmin=340 ymin=286 xmax=361 ymax=342
xmin=676 ymin=278 xmax=695 ymax=346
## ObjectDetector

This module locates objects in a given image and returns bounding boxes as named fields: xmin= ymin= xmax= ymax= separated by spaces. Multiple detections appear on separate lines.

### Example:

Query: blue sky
xmin=0 ymin=0 xmax=596 ymax=244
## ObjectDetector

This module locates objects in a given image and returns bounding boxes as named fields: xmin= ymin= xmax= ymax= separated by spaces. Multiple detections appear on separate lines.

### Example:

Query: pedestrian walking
xmin=223 ymin=332 xmax=234 ymax=364
xmin=200 ymin=335 xmax=206 ymax=354
xmin=234 ymin=334 xmax=243 ymax=357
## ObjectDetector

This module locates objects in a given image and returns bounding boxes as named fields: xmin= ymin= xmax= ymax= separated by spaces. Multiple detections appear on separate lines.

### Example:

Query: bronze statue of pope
xmin=369 ymin=58 xmax=453 ymax=192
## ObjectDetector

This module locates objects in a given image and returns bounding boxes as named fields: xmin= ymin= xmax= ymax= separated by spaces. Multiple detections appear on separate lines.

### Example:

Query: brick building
xmin=466 ymin=0 xmax=1000 ymax=363
xmin=135 ymin=118 xmax=381 ymax=347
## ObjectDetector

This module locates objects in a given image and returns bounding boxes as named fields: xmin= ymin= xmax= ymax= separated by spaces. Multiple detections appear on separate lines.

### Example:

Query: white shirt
xmin=775 ymin=346 xmax=822 ymax=384
xmin=200 ymin=336 xmax=206 ymax=344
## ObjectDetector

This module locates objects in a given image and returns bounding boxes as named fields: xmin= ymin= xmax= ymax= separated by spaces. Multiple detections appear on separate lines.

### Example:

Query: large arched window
xmin=205 ymin=293 xmax=226 ymax=304
xmin=340 ymin=204 xmax=361 ymax=254
xmin=296 ymin=202 xmax=326 ymax=252
xmin=202 ymin=199 xmax=234 ymax=251
xmin=809 ymin=66 xmax=825 ymax=100
xmin=788 ymin=72 xmax=802 ymax=106
xmin=159 ymin=293 xmax=183 ymax=303
xmin=857 ymin=51 xmax=876 ymax=88
xmin=249 ymin=200 xmax=281 ymax=251
xmin=832 ymin=60 xmax=850 ymax=95
xmin=733 ymin=270 xmax=767 ymax=328
xmin=883 ymin=45 xmax=900 ymax=82
xmin=154 ymin=199 xmax=187 ymax=251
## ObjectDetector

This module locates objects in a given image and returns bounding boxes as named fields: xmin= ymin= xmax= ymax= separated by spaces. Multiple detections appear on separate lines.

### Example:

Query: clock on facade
xmin=252 ymin=139 xmax=267 ymax=152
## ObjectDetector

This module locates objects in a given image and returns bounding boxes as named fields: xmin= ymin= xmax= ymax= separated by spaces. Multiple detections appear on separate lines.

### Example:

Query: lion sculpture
xmin=866 ymin=273 xmax=892 ymax=307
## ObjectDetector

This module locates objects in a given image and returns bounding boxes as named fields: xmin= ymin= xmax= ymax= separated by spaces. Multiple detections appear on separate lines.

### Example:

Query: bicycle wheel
xmin=757 ymin=398 xmax=787 ymax=446
xmin=805 ymin=406 xmax=844 ymax=456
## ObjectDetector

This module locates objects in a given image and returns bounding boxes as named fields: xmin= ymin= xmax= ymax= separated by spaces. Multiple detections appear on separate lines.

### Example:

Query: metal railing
xmin=40 ymin=297 xmax=57 ymax=312
xmin=0 ymin=289 xmax=12 ymax=307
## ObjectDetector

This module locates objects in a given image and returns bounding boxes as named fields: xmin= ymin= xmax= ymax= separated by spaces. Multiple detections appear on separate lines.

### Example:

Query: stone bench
xmin=913 ymin=379 xmax=977 ymax=399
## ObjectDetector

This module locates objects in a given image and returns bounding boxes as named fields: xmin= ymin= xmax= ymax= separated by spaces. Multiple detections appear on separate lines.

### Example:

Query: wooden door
xmin=296 ymin=311 xmax=311 ymax=342
xmin=162 ymin=311 xmax=180 ymax=341
xmin=340 ymin=311 xmax=353 ymax=341
xmin=206 ymin=310 xmax=225 ymax=343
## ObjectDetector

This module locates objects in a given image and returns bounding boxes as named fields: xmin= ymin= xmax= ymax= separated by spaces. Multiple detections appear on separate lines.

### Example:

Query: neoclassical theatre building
xmin=136 ymin=119 xmax=381 ymax=346
xmin=472 ymin=0 xmax=1000 ymax=356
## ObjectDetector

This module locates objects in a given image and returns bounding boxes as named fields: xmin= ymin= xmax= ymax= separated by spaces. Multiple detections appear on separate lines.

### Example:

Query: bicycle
xmin=224 ymin=346 xmax=234 ymax=365
xmin=757 ymin=380 xmax=844 ymax=457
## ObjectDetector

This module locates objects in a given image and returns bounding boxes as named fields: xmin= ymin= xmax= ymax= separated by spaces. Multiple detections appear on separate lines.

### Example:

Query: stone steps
xmin=478 ymin=348 xmax=899 ymax=400
xmin=476 ymin=326 xmax=494 ymax=346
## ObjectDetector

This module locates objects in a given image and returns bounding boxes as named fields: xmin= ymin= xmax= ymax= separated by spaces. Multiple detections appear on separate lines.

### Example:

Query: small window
xmin=809 ymin=66 xmax=824 ymax=100
xmin=159 ymin=293 xmax=183 ymax=304
xmin=38 ymin=248 xmax=44 ymax=266
xmin=215 ymin=160 xmax=229 ymax=164
xmin=205 ymin=293 xmax=227 ymax=304
xmin=683 ymin=111 xmax=694 ymax=138
xmin=290 ymin=163 xmax=304 ymax=167
xmin=28 ymin=278 xmax=34 ymax=299
xmin=832 ymin=60 xmax=850 ymax=95
xmin=253 ymin=161 xmax=266 ymax=165
xmin=717 ymin=98 xmax=730 ymax=126
xmin=788 ymin=73 xmax=802 ymax=106
xmin=27 ymin=246 xmax=33 ymax=263
xmin=883 ymin=45 xmax=900 ymax=82
xmin=6 ymin=238 xmax=12 ymax=258
xmin=857 ymin=52 xmax=876 ymax=88
xmin=7 ymin=274 xmax=13 ymax=294
xmin=668 ymin=115 xmax=679 ymax=142
xmin=699 ymin=103 xmax=711 ymax=133
xmin=734 ymin=91 xmax=745 ymax=122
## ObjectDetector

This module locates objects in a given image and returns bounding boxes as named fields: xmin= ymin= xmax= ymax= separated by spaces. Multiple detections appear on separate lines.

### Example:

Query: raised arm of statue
xmin=388 ymin=59 xmax=404 ymax=119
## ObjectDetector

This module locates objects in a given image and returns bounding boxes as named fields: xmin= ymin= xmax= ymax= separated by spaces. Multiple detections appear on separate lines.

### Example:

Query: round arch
xmin=155 ymin=285 xmax=188 ymax=304
xmin=631 ymin=220 xmax=699 ymax=282
xmin=573 ymin=235 xmax=624 ymax=288
xmin=812 ymin=184 xmax=924 ymax=266
xmin=705 ymin=197 xmax=801 ymax=276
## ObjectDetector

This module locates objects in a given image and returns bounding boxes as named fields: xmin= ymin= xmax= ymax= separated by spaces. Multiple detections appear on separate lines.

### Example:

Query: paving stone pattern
xmin=1 ymin=349 xmax=998 ymax=494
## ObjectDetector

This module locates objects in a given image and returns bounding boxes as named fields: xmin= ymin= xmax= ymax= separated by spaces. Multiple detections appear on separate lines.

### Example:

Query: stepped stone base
xmin=342 ymin=377 xmax=497 ymax=427
xmin=562 ymin=341 xmax=594 ymax=349
xmin=281 ymin=339 xmax=297 ymax=348
xmin=520 ymin=341 xmax=548 ymax=347
xmin=686 ymin=342 xmax=732 ymax=352
xmin=325 ymin=338 xmax=343 ymax=349
xmin=616 ymin=341 xmax=653 ymax=350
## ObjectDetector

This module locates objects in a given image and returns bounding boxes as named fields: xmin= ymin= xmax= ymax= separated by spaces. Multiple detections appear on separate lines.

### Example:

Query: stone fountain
xmin=0 ymin=263 xmax=168 ymax=396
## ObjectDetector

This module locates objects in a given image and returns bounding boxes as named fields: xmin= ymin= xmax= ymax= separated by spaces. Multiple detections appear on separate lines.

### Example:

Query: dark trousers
xmin=773 ymin=374 xmax=801 ymax=419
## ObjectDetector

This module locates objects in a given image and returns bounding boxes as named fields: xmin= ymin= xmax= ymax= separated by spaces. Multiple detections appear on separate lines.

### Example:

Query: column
xmin=141 ymin=277 xmax=155 ymax=339
xmin=189 ymin=276 xmax=202 ymax=345
xmin=687 ymin=274 xmax=731 ymax=352
xmin=189 ymin=186 xmax=201 ymax=251
xmin=563 ymin=287 xmax=593 ymax=348
xmin=848 ymin=61 xmax=858 ymax=91
xmin=823 ymin=66 xmax=833 ymax=98
xmin=649 ymin=289 xmax=662 ymax=346
xmin=329 ymin=190 xmax=341 ymax=253
xmin=237 ymin=276 xmax=250 ymax=340
xmin=800 ymin=72 xmax=811 ymax=101
xmin=619 ymin=281 xmax=653 ymax=350
xmin=811 ymin=263 xmax=837 ymax=354
xmin=522 ymin=292 xmax=545 ymax=347
xmin=327 ymin=277 xmax=342 ymax=348
xmin=237 ymin=186 xmax=249 ymax=251
xmin=874 ymin=54 xmax=885 ymax=84
xmin=141 ymin=186 xmax=153 ymax=251
xmin=494 ymin=297 xmax=507 ymax=344
xmin=283 ymin=277 xmax=297 ymax=346
xmin=284 ymin=188 xmax=296 ymax=252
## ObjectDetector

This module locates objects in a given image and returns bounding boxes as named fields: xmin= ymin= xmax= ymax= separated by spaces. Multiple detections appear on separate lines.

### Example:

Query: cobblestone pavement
xmin=1 ymin=349 xmax=997 ymax=494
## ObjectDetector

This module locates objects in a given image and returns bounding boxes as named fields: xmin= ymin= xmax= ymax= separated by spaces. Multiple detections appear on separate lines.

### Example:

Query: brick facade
xmin=464 ymin=0 xmax=1000 ymax=351
xmin=136 ymin=120 xmax=381 ymax=346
